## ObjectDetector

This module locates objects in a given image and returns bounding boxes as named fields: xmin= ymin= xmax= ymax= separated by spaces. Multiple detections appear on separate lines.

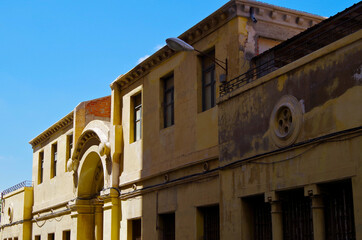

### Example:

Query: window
xmin=129 ymin=219 xmax=141 ymax=240
xmin=51 ymin=143 xmax=57 ymax=178
xmin=132 ymin=93 xmax=142 ymax=142
xmin=243 ymin=195 xmax=272 ymax=240
xmin=38 ymin=151 xmax=44 ymax=184
xmin=35 ymin=236 xmax=41 ymax=240
xmin=63 ymin=230 xmax=71 ymax=240
xmin=67 ymin=134 xmax=73 ymax=160
xmin=201 ymin=49 xmax=216 ymax=111
xmin=280 ymin=189 xmax=313 ymax=240
xmin=323 ymin=180 xmax=355 ymax=240
xmin=159 ymin=213 xmax=175 ymax=240
xmin=162 ymin=74 xmax=174 ymax=128
xmin=198 ymin=205 xmax=220 ymax=240
xmin=48 ymin=233 xmax=54 ymax=240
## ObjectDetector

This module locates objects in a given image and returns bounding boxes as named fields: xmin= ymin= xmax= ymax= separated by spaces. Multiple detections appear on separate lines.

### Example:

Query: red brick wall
xmin=85 ymin=96 xmax=111 ymax=118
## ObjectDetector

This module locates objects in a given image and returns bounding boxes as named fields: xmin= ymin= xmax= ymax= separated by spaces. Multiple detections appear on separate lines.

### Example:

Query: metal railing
xmin=1 ymin=180 xmax=33 ymax=197
xmin=219 ymin=8 xmax=362 ymax=97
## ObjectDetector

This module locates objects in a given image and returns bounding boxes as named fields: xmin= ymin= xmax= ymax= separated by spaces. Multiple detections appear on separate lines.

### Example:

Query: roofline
xmin=252 ymin=1 xmax=362 ymax=61
xmin=29 ymin=111 xmax=74 ymax=148
xmin=110 ymin=0 xmax=325 ymax=89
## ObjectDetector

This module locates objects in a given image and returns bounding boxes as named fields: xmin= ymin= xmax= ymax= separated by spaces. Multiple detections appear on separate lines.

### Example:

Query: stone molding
xmin=111 ymin=0 xmax=324 ymax=90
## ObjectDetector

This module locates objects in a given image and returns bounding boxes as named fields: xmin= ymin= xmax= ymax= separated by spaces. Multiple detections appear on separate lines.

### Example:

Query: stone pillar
xmin=101 ymin=188 xmax=120 ymax=240
xmin=305 ymin=185 xmax=325 ymax=240
xmin=69 ymin=199 xmax=95 ymax=240
xmin=95 ymin=202 xmax=104 ymax=240
xmin=266 ymin=191 xmax=283 ymax=240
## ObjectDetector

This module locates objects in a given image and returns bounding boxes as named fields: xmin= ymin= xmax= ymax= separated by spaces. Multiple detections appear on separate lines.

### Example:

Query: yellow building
xmin=218 ymin=2 xmax=362 ymax=240
xmin=2 ymin=0 xmax=360 ymax=240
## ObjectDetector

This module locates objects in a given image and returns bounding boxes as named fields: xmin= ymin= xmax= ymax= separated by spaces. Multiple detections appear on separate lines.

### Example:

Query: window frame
xmin=132 ymin=93 xmax=142 ymax=142
xmin=38 ymin=151 xmax=44 ymax=184
xmin=201 ymin=49 xmax=216 ymax=112
xmin=66 ymin=134 xmax=73 ymax=171
xmin=51 ymin=142 xmax=57 ymax=178
xmin=162 ymin=73 xmax=175 ymax=128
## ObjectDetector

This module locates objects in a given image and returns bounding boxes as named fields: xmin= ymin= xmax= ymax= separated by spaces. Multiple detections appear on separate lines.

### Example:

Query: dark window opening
xmin=63 ymin=230 xmax=71 ymax=240
xmin=280 ymin=189 xmax=313 ymax=240
xmin=323 ymin=180 xmax=355 ymax=240
xmin=47 ymin=233 xmax=54 ymax=240
xmin=67 ymin=134 xmax=73 ymax=160
xmin=52 ymin=143 xmax=57 ymax=178
xmin=163 ymin=74 xmax=174 ymax=128
xmin=244 ymin=195 xmax=272 ymax=240
xmin=132 ymin=219 xmax=141 ymax=240
xmin=201 ymin=49 xmax=216 ymax=111
xmin=133 ymin=93 xmax=142 ymax=142
xmin=38 ymin=152 xmax=44 ymax=184
xmin=199 ymin=205 xmax=220 ymax=240
xmin=159 ymin=213 xmax=175 ymax=240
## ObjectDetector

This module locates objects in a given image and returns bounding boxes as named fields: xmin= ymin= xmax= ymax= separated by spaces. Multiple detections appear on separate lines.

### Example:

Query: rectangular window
xmin=129 ymin=219 xmax=141 ymax=240
xmin=51 ymin=143 xmax=57 ymax=178
xmin=38 ymin=151 xmax=44 ymax=184
xmin=281 ymin=189 xmax=313 ymax=240
xmin=132 ymin=93 xmax=142 ymax=142
xmin=63 ymin=230 xmax=71 ymax=240
xmin=323 ymin=180 xmax=355 ymax=240
xmin=198 ymin=205 xmax=220 ymax=240
xmin=159 ymin=213 xmax=175 ymax=240
xmin=201 ymin=49 xmax=216 ymax=111
xmin=243 ymin=195 xmax=272 ymax=240
xmin=163 ymin=74 xmax=174 ymax=128
xmin=67 ymin=134 xmax=73 ymax=160
xmin=48 ymin=233 xmax=54 ymax=240
xmin=35 ymin=236 xmax=41 ymax=240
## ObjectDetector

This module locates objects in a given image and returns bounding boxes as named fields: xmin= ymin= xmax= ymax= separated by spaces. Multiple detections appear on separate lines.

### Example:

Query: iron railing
xmin=219 ymin=6 xmax=362 ymax=97
xmin=1 ymin=180 xmax=33 ymax=197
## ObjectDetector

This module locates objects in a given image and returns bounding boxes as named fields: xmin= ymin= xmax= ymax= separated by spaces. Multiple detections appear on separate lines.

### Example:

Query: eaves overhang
xmin=110 ymin=0 xmax=325 ymax=90
xmin=29 ymin=111 xmax=74 ymax=148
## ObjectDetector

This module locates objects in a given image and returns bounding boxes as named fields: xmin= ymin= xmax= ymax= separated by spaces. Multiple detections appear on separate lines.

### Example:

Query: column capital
xmin=304 ymin=184 xmax=321 ymax=197
xmin=265 ymin=191 xmax=279 ymax=203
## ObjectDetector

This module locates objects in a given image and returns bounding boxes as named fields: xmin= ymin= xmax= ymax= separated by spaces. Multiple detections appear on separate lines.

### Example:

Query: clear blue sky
xmin=0 ymin=0 xmax=359 ymax=192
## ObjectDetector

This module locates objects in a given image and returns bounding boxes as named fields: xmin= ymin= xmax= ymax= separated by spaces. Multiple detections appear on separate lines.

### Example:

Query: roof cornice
xmin=29 ymin=111 xmax=74 ymax=148
xmin=111 ymin=0 xmax=325 ymax=89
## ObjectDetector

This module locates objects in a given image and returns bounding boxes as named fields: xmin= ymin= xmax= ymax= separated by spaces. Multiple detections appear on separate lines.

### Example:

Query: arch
xmin=69 ymin=120 xmax=110 ymax=172
xmin=75 ymin=145 xmax=105 ymax=240
xmin=77 ymin=147 xmax=105 ymax=198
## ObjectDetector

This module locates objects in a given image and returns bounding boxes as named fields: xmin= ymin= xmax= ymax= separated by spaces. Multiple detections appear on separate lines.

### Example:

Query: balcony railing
xmin=1 ymin=180 xmax=33 ymax=197
xmin=220 ymin=3 xmax=362 ymax=97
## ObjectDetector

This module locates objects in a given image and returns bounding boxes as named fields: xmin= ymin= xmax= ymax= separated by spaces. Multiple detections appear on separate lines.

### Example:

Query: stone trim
xmin=29 ymin=111 xmax=74 ymax=147
xmin=111 ymin=0 xmax=324 ymax=90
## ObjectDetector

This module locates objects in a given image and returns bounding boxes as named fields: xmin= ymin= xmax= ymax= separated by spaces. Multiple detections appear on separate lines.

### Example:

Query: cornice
xmin=29 ymin=111 xmax=74 ymax=148
xmin=112 ymin=0 xmax=324 ymax=89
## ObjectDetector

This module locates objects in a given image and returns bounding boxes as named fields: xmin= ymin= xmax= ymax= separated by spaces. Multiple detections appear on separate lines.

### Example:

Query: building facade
xmin=1 ymin=0 xmax=361 ymax=240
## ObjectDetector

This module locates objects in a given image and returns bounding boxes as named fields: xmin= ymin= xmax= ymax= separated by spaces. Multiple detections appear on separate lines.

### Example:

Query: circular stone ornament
xmin=270 ymin=95 xmax=303 ymax=147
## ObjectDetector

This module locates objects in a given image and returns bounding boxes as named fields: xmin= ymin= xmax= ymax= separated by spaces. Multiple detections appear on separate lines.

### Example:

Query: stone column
xmin=266 ymin=191 xmax=283 ymax=240
xmin=69 ymin=199 xmax=95 ymax=240
xmin=94 ymin=202 xmax=104 ymax=240
xmin=305 ymin=185 xmax=325 ymax=240
xmin=101 ymin=188 xmax=120 ymax=240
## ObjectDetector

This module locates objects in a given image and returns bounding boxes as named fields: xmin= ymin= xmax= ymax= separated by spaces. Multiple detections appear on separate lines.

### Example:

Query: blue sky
xmin=0 ymin=0 xmax=359 ymax=192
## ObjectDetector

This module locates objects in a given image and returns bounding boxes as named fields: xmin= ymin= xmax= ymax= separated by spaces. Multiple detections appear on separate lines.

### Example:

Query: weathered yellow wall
xmin=218 ymin=30 xmax=362 ymax=239
xmin=32 ymin=125 xmax=74 ymax=213
xmin=0 ymin=187 xmax=33 ymax=240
